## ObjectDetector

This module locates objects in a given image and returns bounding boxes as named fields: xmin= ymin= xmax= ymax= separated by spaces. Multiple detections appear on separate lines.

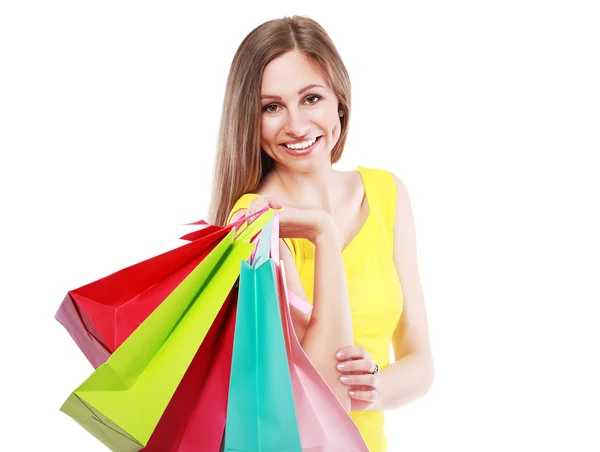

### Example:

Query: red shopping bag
xmin=142 ymin=287 xmax=238 ymax=452
xmin=55 ymin=211 xmax=265 ymax=368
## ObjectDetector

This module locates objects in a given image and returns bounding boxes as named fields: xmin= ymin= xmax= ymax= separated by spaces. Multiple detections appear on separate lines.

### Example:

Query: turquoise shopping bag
xmin=224 ymin=218 xmax=302 ymax=452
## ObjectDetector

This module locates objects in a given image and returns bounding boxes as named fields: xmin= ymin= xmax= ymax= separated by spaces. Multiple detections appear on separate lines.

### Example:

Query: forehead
xmin=261 ymin=50 xmax=329 ymax=96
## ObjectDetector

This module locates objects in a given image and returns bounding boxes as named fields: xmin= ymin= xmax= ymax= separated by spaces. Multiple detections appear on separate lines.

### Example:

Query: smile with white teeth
xmin=284 ymin=136 xmax=317 ymax=150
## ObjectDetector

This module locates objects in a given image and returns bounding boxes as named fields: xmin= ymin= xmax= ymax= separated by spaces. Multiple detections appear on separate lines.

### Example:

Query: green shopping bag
xmin=224 ymin=217 xmax=302 ymax=452
xmin=60 ymin=210 xmax=273 ymax=452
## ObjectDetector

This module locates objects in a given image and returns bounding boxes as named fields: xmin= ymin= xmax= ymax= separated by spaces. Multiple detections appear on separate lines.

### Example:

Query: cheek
xmin=261 ymin=117 xmax=280 ymax=142
xmin=260 ymin=119 xmax=278 ymax=158
xmin=321 ymin=108 xmax=341 ymax=132
xmin=324 ymin=113 xmax=340 ymax=139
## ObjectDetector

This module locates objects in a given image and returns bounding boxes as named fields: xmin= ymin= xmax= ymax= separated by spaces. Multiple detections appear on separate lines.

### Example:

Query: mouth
xmin=279 ymin=135 xmax=323 ymax=156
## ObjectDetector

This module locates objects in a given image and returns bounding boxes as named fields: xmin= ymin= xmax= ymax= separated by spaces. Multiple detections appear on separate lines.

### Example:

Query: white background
xmin=1 ymin=1 xmax=599 ymax=450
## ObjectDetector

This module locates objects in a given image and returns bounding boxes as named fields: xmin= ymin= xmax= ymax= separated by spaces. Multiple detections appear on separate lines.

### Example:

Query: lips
xmin=279 ymin=135 xmax=322 ymax=156
xmin=280 ymin=135 xmax=321 ymax=146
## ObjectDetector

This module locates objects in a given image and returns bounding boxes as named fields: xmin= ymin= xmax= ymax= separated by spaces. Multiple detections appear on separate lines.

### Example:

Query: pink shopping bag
xmin=268 ymin=214 xmax=369 ymax=451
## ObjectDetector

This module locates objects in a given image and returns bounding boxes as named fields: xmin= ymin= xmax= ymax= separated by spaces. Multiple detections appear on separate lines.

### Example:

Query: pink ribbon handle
xmin=271 ymin=212 xmax=280 ymax=263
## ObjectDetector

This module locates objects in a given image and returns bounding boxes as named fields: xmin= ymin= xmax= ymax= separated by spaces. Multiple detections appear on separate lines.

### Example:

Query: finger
xmin=336 ymin=358 xmax=371 ymax=373
xmin=348 ymin=384 xmax=374 ymax=391
xmin=248 ymin=200 xmax=269 ymax=214
xmin=336 ymin=346 xmax=371 ymax=361
xmin=266 ymin=198 xmax=283 ymax=209
xmin=246 ymin=201 xmax=269 ymax=222
xmin=248 ymin=198 xmax=282 ymax=218
xmin=336 ymin=358 xmax=373 ymax=373
xmin=348 ymin=389 xmax=379 ymax=402
xmin=340 ymin=374 xmax=378 ymax=388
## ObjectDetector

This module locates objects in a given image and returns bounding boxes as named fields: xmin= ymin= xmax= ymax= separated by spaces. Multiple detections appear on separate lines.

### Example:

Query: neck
xmin=270 ymin=163 xmax=342 ymax=213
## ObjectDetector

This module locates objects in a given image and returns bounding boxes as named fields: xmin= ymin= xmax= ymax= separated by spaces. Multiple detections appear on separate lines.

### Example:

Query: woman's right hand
xmin=245 ymin=196 xmax=338 ymax=245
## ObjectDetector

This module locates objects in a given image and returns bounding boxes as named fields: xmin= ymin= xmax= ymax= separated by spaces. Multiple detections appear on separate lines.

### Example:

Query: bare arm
xmin=369 ymin=175 xmax=435 ymax=411
xmin=230 ymin=209 xmax=353 ymax=412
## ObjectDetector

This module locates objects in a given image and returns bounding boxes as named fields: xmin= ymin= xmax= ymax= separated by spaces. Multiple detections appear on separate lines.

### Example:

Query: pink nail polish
xmin=336 ymin=363 xmax=345 ymax=370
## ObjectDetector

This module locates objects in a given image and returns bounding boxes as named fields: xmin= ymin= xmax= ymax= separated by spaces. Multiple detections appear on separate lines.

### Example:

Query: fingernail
xmin=336 ymin=352 xmax=345 ymax=359
xmin=336 ymin=363 xmax=345 ymax=370
xmin=340 ymin=376 xmax=349 ymax=383
xmin=349 ymin=391 xmax=356 ymax=396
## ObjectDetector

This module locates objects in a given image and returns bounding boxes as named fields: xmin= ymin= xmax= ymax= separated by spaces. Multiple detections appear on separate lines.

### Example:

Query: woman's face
xmin=259 ymin=49 xmax=341 ymax=172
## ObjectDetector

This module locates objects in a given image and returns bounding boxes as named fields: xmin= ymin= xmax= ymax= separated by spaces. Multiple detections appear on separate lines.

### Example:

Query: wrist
xmin=313 ymin=215 xmax=340 ymax=248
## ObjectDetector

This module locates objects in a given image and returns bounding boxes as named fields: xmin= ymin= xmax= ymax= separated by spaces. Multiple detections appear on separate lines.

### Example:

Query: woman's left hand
xmin=336 ymin=345 xmax=380 ymax=411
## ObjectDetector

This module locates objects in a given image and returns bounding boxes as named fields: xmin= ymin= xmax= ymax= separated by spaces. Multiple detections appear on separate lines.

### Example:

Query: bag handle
xmin=252 ymin=214 xmax=312 ymax=313
xmin=233 ymin=205 xmax=269 ymax=231
xmin=271 ymin=212 xmax=280 ymax=263
xmin=180 ymin=206 xmax=271 ymax=242
xmin=251 ymin=212 xmax=282 ymax=267
xmin=234 ymin=207 xmax=274 ymax=244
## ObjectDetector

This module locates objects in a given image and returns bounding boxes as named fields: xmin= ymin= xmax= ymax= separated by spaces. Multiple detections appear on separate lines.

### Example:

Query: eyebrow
xmin=261 ymin=84 xmax=325 ymax=101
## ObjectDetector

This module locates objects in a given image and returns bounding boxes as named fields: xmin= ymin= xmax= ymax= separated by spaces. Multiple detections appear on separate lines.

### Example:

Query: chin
xmin=283 ymin=153 xmax=332 ymax=173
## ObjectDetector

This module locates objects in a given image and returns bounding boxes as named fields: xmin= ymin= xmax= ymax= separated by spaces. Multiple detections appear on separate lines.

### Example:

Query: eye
xmin=262 ymin=94 xmax=323 ymax=114
xmin=305 ymin=94 xmax=322 ymax=105
xmin=263 ymin=103 xmax=280 ymax=113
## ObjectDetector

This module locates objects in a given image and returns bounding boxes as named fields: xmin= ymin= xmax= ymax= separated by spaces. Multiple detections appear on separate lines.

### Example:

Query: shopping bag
xmin=55 ymin=216 xmax=248 ymax=368
xmin=223 ymin=217 xmax=302 ymax=452
xmin=142 ymin=286 xmax=238 ymax=452
xmin=143 ymin=217 xmax=268 ymax=451
xmin=268 ymin=214 xmax=369 ymax=451
xmin=59 ymin=209 xmax=274 ymax=451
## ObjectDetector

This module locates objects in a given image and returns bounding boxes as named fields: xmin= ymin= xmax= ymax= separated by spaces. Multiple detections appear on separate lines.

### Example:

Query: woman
xmin=208 ymin=15 xmax=434 ymax=452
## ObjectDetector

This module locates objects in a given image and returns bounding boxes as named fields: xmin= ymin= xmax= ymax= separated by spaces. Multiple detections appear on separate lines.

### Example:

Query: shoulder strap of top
xmin=357 ymin=166 xmax=397 ymax=247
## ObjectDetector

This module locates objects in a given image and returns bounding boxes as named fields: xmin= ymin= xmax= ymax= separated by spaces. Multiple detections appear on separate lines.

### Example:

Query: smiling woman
xmin=208 ymin=15 xmax=434 ymax=452
xmin=258 ymin=51 xmax=343 ymax=170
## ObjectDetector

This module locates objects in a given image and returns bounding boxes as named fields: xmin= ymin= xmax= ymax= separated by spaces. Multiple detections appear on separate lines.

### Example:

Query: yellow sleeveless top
xmin=227 ymin=166 xmax=404 ymax=452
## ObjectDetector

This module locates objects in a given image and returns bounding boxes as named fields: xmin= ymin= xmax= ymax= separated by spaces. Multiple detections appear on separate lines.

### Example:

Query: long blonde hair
xmin=208 ymin=15 xmax=352 ymax=226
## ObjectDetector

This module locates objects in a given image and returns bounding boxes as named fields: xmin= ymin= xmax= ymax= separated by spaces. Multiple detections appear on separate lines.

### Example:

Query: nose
xmin=284 ymin=106 xmax=311 ymax=138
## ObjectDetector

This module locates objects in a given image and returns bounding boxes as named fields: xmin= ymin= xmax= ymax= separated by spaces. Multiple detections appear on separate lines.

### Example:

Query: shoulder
xmin=357 ymin=165 xmax=392 ymax=177
xmin=358 ymin=165 xmax=408 ymax=194
xmin=384 ymin=172 xmax=414 ymax=243
xmin=358 ymin=165 xmax=401 ymax=214
xmin=357 ymin=166 xmax=397 ymax=192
